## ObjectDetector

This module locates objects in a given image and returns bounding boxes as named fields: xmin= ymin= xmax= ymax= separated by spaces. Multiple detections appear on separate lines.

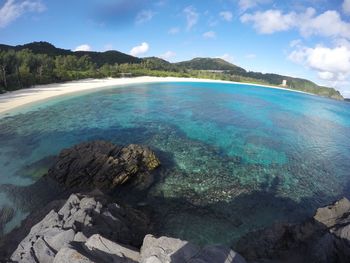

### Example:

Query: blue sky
xmin=0 ymin=0 xmax=350 ymax=97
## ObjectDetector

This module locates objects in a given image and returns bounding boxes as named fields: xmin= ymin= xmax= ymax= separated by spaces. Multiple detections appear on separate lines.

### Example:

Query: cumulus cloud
xmin=238 ymin=0 xmax=271 ymax=11
xmin=160 ymin=51 xmax=176 ymax=60
xmin=74 ymin=44 xmax=92 ymax=52
xmin=289 ymin=44 xmax=350 ymax=82
xmin=241 ymin=8 xmax=350 ymax=39
xmin=130 ymin=42 xmax=149 ymax=56
xmin=203 ymin=31 xmax=216 ymax=39
xmin=219 ymin=11 xmax=233 ymax=22
xmin=343 ymin=0 xmax=350 ymax=15
xmin=135 ymin=10 xmax=155 ymax=24
xmin=183 ymin=6 xmax=199 ymax=31
xmin=0 ymin=0 xmax=45 ymax=28
xmin=241 ymin=9 xmax=299 ymax=34
xmin=168 ymin=27 xmax=180 ymax=34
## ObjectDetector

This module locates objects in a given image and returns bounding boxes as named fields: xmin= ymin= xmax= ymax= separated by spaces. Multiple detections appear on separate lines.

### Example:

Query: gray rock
xmin=84 ymin=234 xmax=140 ymax=262
xmin=314 ymin=197 xmax=350 ymax=228
xmin=10 ymin=192 xmax=149 ymax=263
xmin=140 ymin=234 xmax=200 ymax=263
xmin=54 ymin=246 xmax=95 ymax=263
xmin=45 ymin=229 xmax=75 ymax=252
xmin=140 ymin=235 xmax=246 ymax=263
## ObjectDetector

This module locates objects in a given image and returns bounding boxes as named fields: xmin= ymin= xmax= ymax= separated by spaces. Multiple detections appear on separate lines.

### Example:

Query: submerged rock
xmin=45 ymin=140 xmax=160 ymax=191
xmin=236 ymin=197 xmax=350 ymax=263
xmin=0 ymin=205 xmax=14 ymax=234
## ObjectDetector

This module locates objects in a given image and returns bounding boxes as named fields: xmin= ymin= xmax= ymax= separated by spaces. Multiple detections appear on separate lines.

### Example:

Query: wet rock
xmin=10 ymin=192 xmax=150 ymax=262
xmin=45 ymin=141 xmax=160 ymax=191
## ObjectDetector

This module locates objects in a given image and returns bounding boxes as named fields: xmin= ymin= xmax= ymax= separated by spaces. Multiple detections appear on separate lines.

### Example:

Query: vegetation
xmin=0 ymin=41 xmax=343 ymax=100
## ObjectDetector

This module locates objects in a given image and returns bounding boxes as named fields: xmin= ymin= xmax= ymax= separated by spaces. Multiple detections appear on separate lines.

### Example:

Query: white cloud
xmin=240 ymin=9 xmax=297 ymax=34
xmin=289 ymin=44 xmax=350 ymax=82
xmin=136 ymin=10 xmax=155 ymax=24
xmin=160 ymin=51 xmax=176 ymax=60
xmin=168 ymin=27 xmax=180 ymax=34
xmin=241 ymin=8 xmax=350 ymax=40
xmin=203 ymin=31 xmax=216 ymax=39
xmin=183 ymin=6 xmax=199 ymax=31
xmin=74 ymin=44 xmax=92 ymax=52
xmin=290 ymin=39 xmax=302 ymax=48
xmin=238 ymin=0 xmax=271 ymax=11
xmin=130 ymin=42 xmax=149 ymax=57
xmin=343 ymin=0 xmax=350 ymax=15
xmin=219 ymin=11 xmax=233 ymax=22
xmin=218 ymin=54 xmax=234 ymax=63
xmin=0 ymin=0 xmax=45 ymax=28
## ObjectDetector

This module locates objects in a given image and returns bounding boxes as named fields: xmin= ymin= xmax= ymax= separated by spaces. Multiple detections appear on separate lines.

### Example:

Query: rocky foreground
xmin=10 ymin=192 xmax=246 ymax=263
xmin=2 ymin=140 xmax=350 ymax=262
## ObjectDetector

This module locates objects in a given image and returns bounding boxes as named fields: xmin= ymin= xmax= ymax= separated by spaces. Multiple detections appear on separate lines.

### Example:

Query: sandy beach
xmin=0 ymin=76 xmax=311 ymax=115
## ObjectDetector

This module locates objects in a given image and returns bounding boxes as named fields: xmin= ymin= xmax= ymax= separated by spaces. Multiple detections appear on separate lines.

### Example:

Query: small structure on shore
xmin=119 ymin=73 xmax=133 ymax=78
xmin=281 ymin=79 xmax=287 ymax=87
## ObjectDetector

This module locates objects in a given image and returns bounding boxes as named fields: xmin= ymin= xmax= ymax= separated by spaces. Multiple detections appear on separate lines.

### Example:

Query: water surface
xmin=0 ymin=82 xmax=349 ymax=245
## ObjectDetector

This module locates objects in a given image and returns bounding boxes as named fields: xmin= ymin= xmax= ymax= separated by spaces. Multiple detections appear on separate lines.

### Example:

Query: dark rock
xmin=236 ymin=197 xmax=350 ymax=263
xmin=45 ymin=141 xmax=160 ymax=191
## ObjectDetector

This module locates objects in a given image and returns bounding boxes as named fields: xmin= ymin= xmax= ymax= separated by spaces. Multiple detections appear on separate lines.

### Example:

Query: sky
xmin=0 ymin=0 xmax=350 ymax=97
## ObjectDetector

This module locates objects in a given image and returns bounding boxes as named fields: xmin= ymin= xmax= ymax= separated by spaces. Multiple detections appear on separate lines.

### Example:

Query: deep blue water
xmin=0 ymin=82 xmax=350 ymax=245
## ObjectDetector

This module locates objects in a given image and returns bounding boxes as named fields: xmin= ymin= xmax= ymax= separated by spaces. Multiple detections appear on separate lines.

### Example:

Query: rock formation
xmin=9 ymin=192 xmax=246 ymax=263
xmin=45 ymin=140 xmax=160 ymax=191
xmin=236 ymin=197 xmax=350 ymax=263
xmin=10 ymin=192 xmax=150 ymax=262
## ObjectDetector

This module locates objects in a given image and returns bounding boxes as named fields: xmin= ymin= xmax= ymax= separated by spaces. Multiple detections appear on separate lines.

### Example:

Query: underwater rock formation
xmin=45 ymin=140 xmax=160 ymax=191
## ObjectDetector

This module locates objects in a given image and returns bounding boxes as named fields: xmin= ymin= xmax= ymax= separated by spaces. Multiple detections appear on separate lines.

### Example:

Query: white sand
xmin=0 ymin=76 xmax=311 ymax=114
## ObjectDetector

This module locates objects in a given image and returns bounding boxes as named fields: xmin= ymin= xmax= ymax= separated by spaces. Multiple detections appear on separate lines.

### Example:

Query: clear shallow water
xmin=0 ymin=82 xmax=350 ymax=244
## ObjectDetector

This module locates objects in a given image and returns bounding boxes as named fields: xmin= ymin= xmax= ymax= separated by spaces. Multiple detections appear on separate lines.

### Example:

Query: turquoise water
xmin=0 ymin=82 xmax=350 ymax=245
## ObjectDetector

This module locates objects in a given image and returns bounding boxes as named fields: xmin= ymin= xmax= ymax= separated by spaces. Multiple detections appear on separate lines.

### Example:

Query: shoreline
xmin=0 ymin=76 xmax=312 ymax=115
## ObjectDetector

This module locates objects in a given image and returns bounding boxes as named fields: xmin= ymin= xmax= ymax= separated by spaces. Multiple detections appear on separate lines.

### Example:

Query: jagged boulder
xmin=45 ymin=141 xmax=160 ymax=190
xmin=10 ymin=192 xmax=150 ymax=263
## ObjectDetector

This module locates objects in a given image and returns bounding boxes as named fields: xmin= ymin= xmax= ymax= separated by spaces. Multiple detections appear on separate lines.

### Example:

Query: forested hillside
xmin=0 ymin=42 xmax=343 ymax=100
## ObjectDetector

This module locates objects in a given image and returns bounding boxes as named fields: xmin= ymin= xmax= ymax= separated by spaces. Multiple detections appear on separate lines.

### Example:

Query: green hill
xmin=176 ymin=57 xmax=245 ymax=72
xmin=0 ymin=41 xmax=141 ymax=67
